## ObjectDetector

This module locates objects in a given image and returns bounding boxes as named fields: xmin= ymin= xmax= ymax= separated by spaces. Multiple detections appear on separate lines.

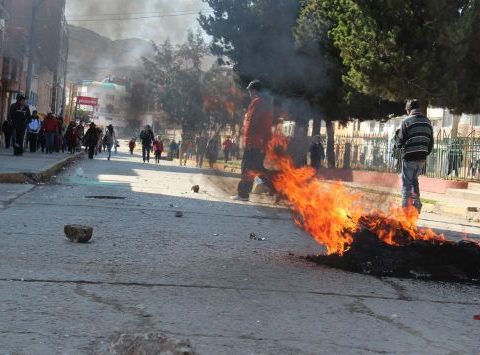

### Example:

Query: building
xmin=0 ymin=0 xmax=68 ymax=124
xmin=75 ymin=80 xmax=129 ymax=133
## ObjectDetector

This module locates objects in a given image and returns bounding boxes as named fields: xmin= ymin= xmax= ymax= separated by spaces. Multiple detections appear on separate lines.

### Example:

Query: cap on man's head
xmin=247 ymin=80 xmax=263 ymax=92
xmin=405 ymin=99 xmax=420 ymax=112
xmin=17 ymin=94 xmax=26 ymax=101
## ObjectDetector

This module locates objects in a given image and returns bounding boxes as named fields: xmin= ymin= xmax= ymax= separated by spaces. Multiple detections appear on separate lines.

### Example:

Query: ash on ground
xmin=305 ymin=224 xmax=480 ymax=283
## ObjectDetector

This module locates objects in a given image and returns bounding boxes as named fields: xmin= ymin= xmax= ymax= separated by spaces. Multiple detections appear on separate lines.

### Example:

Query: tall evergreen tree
xmin=301 ymin=0 xmax=480 ymax=114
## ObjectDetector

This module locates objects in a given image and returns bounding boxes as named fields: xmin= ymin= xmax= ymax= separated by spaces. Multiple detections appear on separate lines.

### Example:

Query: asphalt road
xmin=1 ymin=149 xmax=479 ymax=354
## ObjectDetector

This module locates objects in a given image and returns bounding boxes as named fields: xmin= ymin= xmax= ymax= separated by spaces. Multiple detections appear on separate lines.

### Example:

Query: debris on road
xmin=249 ymin=232 xmax=266 ymax=241
xmin=109 ymin=332 xmax=197 ymax=355
xmin=191 ymin=185 xmax=200 ymax=193
xmin=64 ymin=224 xmax=93 ymax=243
xmin=175 ymin=211 xmax=184 ymax=218
xmin=306 ymin=230 xmax=480 ymax=283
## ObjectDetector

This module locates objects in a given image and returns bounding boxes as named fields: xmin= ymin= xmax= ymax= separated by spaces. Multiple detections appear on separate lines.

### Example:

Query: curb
xmin=0 ymin=152 xmax=85 ymax=184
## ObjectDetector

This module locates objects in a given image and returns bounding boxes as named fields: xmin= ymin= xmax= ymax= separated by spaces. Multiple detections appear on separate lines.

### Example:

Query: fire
xmin=265 ymin=134 xmax=445 ymax=255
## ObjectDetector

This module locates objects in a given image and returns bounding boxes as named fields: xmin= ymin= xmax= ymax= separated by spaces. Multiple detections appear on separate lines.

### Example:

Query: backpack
xmin=28 ymin=118 xmax=40 ymax=133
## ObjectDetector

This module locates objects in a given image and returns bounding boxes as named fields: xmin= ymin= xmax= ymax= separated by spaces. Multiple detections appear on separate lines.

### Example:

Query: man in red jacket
xmin=232 ymin=80 xmax=273 ymax=201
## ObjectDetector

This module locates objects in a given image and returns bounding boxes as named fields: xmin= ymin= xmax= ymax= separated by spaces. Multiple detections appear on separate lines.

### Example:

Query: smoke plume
xmin=66 ymin=0 xmax=211 ymax=43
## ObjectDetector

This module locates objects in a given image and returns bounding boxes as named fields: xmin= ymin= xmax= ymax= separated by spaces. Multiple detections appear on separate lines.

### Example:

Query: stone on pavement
xmin=64 ymin=224 xmax=93 ymax=243
xmin=109 ymin=333 xmax=196 ymax=355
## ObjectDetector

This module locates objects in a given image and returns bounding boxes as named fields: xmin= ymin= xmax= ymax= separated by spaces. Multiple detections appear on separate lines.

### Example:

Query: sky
xmin=65 ymin=0 xmax=212 ymax=43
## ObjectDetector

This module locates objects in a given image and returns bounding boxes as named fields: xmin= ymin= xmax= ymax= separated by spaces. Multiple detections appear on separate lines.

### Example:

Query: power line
xmin=66 ymin=10 xmax=213 ymax=22
xmin=66 ymin=9 xmax=212 ymax=18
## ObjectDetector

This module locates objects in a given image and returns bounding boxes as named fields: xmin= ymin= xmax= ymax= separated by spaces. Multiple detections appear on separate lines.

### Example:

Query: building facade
xmin=0 ymin=0 xmax=68 ymax=128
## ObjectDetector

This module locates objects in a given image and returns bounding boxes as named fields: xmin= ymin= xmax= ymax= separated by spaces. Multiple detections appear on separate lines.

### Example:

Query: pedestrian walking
xmin=395 ymin=99 xmax=434 ymax=212
xmin=2 ymin=119 xmax=12 ymax=149
xmin=103 ymin=124 xmax=115 ymax=160
xmin=128 ymin=138 xmax=136 ymax=155
xmin=223 ymin=136 xmax=233 ymax=162
xmin=8 ymin=94 xmax=31 ymax=156
xmin=309 ymin=135 xmax=325 ymax=169
xmin=195 ymin=135 xmax=207 ymax=168
xmin=27 ymin=110 xmax=41 ymax=153
xmin=64 ymin=122 xmax=77 ymax=154
xmin=231 ymin=80 xmax=274 ymax=201
xmin=153 ymin=137 xmax=164 ymax=164
xmin=83 ymin=122 xmax=99 ymax=159
xmin=206 ymin=135 xmax=220 ymax=169
xmin=140 ymin=125 xmax=154 ymax=163
xmin=74 ymin=123 xmax=84 ymax=152
xmin=43 ymin=113 xmax=58 ymax=154
xmin=447 ymin=139 xmax=463 ymax=177
xmin=168 ymin=139 xmax=177 ymax=160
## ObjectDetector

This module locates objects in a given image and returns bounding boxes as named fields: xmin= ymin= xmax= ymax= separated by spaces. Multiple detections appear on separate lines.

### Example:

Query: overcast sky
xmin=65 ymin=0 xmax=211 ymax=43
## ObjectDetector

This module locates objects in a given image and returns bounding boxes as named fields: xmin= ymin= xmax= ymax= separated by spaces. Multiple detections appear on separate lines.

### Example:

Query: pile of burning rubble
xmin=266 ymin=135 xmax=480 ymax=283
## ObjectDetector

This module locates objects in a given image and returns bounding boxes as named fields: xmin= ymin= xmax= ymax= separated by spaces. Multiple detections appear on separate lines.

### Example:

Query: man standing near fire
xmin=232 ymin=80 xmax=273 ymax=201
xmin=396 ymin=99 xmax=433 ymax=213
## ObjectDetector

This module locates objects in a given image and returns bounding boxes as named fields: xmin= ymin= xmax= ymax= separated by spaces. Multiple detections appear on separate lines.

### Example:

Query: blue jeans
xmin=401 ymin=160 xmax=426 ymax=211
xmin=45 ymin=132 xmax=56 ymax=153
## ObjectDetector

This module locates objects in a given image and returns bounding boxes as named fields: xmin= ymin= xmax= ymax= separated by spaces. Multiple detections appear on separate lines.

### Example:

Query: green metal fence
xmin=330 ymin=130 xmax=480 ymax=181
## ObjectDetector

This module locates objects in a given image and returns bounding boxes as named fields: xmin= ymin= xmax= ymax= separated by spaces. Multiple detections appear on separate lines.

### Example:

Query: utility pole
xmin=25 ymin=0 xmax=45 ymax=105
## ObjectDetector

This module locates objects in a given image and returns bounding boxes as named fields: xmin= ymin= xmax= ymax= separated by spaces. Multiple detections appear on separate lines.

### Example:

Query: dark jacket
xmin=397 ymin=110 xmax=433 ymax=161
xmin=140 ymin=129 xmax=154 ymax=146
xmin=8 ymin=102 xmax=30 ymax=129
xmin=83 ymin=127 xmax=99 ymax=147
xmin=309 ymin=142 xmax=325 ymax=165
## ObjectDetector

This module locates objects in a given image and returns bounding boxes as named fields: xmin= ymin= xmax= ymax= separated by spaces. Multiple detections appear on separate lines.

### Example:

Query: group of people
xmin=82 ymin=122 xmax=118 ymax=160
xmin=134 ymin=125 xmax=164 ymax=164
xmin=0 ymin=94 xmax=85 ymax=155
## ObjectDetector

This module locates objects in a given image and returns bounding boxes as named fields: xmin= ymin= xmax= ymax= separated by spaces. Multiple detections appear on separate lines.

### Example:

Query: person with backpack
xmin=27 ymin=110 xmax=41 ymax=152
xmin=140 ymin=125 xmax=154 ymax=163
xmin=395 ymin=99 xmax=434 ymax=212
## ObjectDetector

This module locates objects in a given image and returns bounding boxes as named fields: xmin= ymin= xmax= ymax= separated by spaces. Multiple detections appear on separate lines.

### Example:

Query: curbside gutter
xmin=0 ymin=152 xmax=85 ymax=184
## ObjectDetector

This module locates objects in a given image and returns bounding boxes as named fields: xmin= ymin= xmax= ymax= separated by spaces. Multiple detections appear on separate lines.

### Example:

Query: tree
xmin=201 ymin=65 xmax=247 ymax=135
xmin=143 ymin=31 xmax=209 ymax=132
xmin=201 ymin=0 xmax=404 ymax=166
xmin=307 ymin=0 xmax=480 ymax=114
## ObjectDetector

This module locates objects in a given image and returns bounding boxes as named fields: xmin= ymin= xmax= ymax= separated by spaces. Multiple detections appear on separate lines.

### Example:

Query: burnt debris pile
xmin=307 ymin=215 xmax=480 ymax=283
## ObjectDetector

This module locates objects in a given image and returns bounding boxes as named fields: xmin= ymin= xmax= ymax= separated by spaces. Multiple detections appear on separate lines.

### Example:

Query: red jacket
xmin=243 ymin=95 xmax=273 ymax=150
xmin=43 ymin=116 xmax=58 ymax=133
xmin=153 ymin=140 xmax=164 ymax=152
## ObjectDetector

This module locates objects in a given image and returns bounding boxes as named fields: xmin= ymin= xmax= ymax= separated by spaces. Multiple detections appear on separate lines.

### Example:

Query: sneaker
xmin=230 ymin=195 xmax=249 ymax=201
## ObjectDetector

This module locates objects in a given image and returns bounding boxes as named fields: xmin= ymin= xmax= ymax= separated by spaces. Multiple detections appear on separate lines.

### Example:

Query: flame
xmin=266 ymin=134 xmax=445 ymax=255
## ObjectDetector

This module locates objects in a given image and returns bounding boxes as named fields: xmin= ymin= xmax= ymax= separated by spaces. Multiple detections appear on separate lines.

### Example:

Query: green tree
xmin=143 ymin=31 xmax=209 ymax=132
xmin=305 ymin=0 xmax=480 ymax=114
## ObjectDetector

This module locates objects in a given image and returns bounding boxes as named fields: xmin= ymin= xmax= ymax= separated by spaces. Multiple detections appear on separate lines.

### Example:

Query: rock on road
xmin=0 ymin=148 xmax=479 ymax=354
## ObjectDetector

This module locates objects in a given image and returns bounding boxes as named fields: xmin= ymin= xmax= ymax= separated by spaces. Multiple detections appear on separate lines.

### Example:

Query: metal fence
xmin=331 ymin=130 xmax=480 ymax=181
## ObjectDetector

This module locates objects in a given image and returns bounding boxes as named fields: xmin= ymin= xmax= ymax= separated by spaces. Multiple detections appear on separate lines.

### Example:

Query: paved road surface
xmin=1 ymin=149 xmax=479 ymax=354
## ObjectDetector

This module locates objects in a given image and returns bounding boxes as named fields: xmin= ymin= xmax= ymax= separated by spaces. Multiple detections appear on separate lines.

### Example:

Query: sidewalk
xmin=342 ymin=181 xmax=480 ymax=221
xmin=0 ymin=148 xmax=84 ymax=183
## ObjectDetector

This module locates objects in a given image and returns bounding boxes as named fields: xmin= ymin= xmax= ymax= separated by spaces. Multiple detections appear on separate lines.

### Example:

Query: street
xmin=1 ymin=148 xmax=479 ymax=354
